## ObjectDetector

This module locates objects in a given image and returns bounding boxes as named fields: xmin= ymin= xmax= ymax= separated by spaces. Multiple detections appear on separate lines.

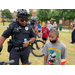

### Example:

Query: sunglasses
xmin=19 ymin=19 xmax=28 ymax=22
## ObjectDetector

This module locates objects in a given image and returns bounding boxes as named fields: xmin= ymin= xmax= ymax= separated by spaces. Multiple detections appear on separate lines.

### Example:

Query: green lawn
xmin=0 ymin=23 xmax=75 ymax=65
xmin=0 ymin=22 xmax=11 ymax=26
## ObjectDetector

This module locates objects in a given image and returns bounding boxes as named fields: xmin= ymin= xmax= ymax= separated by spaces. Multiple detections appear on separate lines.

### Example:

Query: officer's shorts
xmin=9 ymin=47 xmax=30 ymax=65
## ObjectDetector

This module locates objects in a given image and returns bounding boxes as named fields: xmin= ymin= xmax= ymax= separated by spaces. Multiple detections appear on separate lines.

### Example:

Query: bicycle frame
xmin=30 ymin=40 xmax=40 ymax=50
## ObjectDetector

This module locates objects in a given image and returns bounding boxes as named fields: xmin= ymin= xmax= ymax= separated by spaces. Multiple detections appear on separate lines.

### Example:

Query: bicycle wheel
xmin=31 ymin=40 xmax=45 ymax=57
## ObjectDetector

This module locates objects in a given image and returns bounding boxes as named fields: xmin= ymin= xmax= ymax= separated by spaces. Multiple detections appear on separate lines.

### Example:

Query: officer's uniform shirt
xmin=2 ymin=21 xmax=36 ymax=47
xmin=73 ymin=24 xmax=75 ymax=28
xmin=72 ymin=24 xmax=75 ymax=43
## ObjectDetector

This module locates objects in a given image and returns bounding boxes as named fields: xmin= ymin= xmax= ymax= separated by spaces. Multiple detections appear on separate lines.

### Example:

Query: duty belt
xmin=14 ymin=46 xmax=25 ymax=52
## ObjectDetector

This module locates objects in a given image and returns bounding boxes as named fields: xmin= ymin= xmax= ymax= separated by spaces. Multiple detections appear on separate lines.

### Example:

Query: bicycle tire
xmin=31 ymin=40 xmax=45 ymax=57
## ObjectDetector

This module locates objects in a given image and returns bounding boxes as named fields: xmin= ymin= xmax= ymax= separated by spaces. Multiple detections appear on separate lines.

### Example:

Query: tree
xmin=63 ymin=9 xmax=75 ymax=32
xmin=36 ymin=9 xmax=51 ymax=23
xmin=51 ymin=9 xmax=75 ymax=31
xmin=29 ymin=11 xmax=32 ymax=20
xmin=48 ymin=9 xmax=68 ymax=24
xmin=48 ymin=9 xmax=60 ymax=23
xmin=2 ymin=9 xmax=13 ymax=19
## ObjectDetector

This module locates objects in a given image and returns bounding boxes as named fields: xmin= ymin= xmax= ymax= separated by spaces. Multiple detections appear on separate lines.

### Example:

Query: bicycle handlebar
xmin=4 ymin=60 xmax=15 ymax=65
xmin=0 ymin=60 xmax=15 ymax=65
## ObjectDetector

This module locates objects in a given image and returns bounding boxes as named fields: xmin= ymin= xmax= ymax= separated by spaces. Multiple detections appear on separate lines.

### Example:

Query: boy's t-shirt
xmin=42 ymin=28 xmax=49 ymax=38
xmin=41 ymin=41 xmax=67 ymax=65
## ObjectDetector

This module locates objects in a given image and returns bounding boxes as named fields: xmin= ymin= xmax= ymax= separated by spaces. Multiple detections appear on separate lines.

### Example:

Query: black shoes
xmin=28 ymin=61 xmax=32 ymax=65
xmin=70 ymin=42 xmax=74 ymax=44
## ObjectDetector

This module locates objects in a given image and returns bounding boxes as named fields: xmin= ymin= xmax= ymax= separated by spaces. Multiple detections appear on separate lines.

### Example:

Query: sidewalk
xmin=59 ymin=29 xmax=72 ymax=32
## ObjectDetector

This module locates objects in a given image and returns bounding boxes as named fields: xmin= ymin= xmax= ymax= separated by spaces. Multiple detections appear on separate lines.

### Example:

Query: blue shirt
xmin=38 ymin=24 xmax=41 ymax=29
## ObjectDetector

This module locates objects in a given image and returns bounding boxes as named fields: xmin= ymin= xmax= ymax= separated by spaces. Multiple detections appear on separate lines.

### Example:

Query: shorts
xmin=9 ymin=47 xmax=30 ymax=65
xmin=42 ymin=37 xmax=47 ymax=41
xmin=38 ymin=29 xmax=41 ymax=32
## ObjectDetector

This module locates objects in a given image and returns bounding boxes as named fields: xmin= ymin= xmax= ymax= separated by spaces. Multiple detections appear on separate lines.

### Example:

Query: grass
xmin=0 ymin=22 xmax=11 ymax=26
xmin=0 ymin=23 xmax=75 ymax=65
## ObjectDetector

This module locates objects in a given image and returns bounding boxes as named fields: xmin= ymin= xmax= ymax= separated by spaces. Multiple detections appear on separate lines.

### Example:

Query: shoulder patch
xmin=5 ymin=26 xmax=9 ymax=30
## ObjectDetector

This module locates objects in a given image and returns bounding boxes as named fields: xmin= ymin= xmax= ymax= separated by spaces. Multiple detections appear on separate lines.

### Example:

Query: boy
xmin=42 ymin=24 xmax=49 ymax=47
xmin=41 ymin=29 xmax=67 ymax=65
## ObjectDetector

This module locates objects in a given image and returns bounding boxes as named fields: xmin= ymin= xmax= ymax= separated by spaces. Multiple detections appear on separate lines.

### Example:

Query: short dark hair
xmin=50 ymin=29 xmax=59 ymax=36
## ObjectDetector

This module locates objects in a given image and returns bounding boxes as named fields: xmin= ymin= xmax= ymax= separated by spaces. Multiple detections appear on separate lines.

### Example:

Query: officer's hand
xmin=23 ymin=41 xmax=29 ymax=47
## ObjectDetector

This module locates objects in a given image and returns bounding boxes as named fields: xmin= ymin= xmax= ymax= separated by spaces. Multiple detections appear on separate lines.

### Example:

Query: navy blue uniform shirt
xmin=73 ymin=24 xmax=75 ymax=28
xmin=2 ymin=21 xmax=36 ymax=47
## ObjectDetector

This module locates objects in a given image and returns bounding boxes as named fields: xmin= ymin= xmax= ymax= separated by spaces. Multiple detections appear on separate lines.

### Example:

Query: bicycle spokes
xmin=31 ymin=40 xmax=45 ymax=57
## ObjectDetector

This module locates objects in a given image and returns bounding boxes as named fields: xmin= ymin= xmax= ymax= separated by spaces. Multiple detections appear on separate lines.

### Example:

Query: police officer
xmin=0 ymin=9 xmax=36 ymax=65
xmin=70 ymin=23 xmax=75 ymax=44
xmin=29 ymin=16 xmax=37 ymax=29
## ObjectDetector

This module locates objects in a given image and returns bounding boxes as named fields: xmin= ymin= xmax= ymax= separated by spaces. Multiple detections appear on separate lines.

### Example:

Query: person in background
xmin=30 ymin=16 xmax=37 ymax=29
xmin=47 ymin=21 xmax=51 ymax=30
xmin=41 ymin=22 xmax=45 ymax=29
xmin=42 ymin=24 xmax=49 ymax=48
xmin=70 ymin=23 xmax=75 ymax=44
xmin=47 ymin=21 xmax=54 ymax=32
xmin=53 ymin=21 xmax=58 ymax=30
xmin=38 ymin=21 xmax=41 ymax=38
xmin=34 ymin=23 xmax=38 ymax=38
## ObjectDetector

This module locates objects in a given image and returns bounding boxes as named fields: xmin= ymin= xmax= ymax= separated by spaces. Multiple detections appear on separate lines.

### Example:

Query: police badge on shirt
xmin=25 ymin=27 xmax=29 ymax=31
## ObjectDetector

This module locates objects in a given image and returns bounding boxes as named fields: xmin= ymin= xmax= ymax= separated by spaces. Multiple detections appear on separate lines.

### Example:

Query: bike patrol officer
xmin=0 ymin=9 xmax=36 ymax=65
xmin=29 ymin=16 xmax=37 ymax=29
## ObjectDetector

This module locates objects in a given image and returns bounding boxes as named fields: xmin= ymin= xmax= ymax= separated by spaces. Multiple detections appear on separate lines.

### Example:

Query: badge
xmin=25 ymin=27 xmax=28 ymax=31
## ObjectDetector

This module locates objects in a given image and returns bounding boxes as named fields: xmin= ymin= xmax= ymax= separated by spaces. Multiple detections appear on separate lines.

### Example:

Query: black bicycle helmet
xmin=17 ymin=9 xmax=30 ymax=18
xmin=31 ymin=16 xmax=37 ymax=22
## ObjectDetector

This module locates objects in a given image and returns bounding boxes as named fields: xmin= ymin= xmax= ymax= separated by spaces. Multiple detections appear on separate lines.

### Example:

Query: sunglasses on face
xmin=19 ymin=19 xmax=28 ymax=22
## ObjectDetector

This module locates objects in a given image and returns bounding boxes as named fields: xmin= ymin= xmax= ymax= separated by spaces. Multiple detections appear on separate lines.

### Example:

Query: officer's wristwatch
xmin=29 ymin=40 xmax=31 ymax=45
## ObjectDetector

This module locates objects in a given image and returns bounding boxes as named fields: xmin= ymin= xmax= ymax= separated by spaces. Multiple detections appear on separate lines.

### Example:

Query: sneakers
xmin=70 ymin=42 xmax=74 ymax=44
xmin=27 ymin=61 xmax=31 ymax=65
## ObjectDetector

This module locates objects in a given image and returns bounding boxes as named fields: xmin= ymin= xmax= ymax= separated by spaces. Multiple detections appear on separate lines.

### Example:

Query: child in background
xmin=38 ymin=21 xmax=41 ymax=38
xmin=34 ymin=23 xmax=38 ymax=38
xmin=41 ymin=29 xmax=67 ymax=65
xmin=42 ymin=24 xmax=49 ymax=47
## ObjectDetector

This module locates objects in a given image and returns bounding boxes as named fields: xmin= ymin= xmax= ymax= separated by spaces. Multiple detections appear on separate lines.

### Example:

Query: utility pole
xmin=1 ymin=9 xmax=4 ymax=26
